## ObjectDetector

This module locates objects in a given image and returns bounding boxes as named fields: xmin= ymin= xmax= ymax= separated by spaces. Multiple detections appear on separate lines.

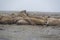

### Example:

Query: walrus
xmin=16 ymin=19 xmax=29 ymax=25
xmin=47 ymin=18 xmax=60 ymax=26
xmin=0 ymin=16 xmax=16 ymax=24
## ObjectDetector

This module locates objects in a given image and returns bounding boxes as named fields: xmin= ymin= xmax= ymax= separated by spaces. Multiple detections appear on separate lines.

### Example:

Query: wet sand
xmin=0 ymin=25 xmax=60 ymax=40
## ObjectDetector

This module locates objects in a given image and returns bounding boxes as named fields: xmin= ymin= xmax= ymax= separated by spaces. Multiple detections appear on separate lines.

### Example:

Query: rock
xmin=0 ymin=28 xmax=4 ymax=30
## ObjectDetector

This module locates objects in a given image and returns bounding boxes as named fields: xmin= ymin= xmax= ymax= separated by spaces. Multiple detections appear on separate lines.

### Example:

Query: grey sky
xmin=0 ymin=0 xmax=60 ymax=12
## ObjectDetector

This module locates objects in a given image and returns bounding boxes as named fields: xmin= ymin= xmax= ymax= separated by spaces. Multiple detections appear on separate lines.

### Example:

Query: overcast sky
xmin=0 ymin=0 xmax=60 ymax=12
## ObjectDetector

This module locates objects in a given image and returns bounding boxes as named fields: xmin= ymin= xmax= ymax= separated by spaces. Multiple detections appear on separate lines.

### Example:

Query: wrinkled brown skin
xmin=0 ymin=15 xmax=3 ymax=20
xmin=16 ymin=19 xmax=29 ymax=25
xmin=0 ymin=16 xmax=16 ymax=24
xmin=14 ymin=17 xmax=28 ymax=25
xmin=0 ymin=10 xmax=54 ymax=25
xmin=24 ymin=16 xmax=48 ymax=25
xmin=17 ymin=10 xmax=28 ymax=17
xmin=10 ymin=13 xmax=17 ymax=18
xmin=17 ymin=10 xmax=36 ymax=25
xmin=47 ymin=18 xmax=60 ymax=26
xmin=30 ymin=17 xmax=47 ymax=25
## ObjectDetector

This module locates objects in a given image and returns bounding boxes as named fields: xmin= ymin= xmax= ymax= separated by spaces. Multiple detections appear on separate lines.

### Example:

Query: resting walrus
xmin=47 ymin=18 xmax=60 ymax=26
xmin=16 ymin=19 xmax=29 ymax=25
xmin=0 ymin=16 xmax=15 ymax=24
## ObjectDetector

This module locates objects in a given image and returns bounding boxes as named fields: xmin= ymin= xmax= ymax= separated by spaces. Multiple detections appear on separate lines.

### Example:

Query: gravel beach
xmin=0 ymin=25 xmax=60 ymax=40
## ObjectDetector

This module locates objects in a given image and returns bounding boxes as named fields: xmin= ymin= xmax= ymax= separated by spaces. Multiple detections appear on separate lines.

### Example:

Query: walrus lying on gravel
xmin=0 ymin=10 xmax=48 ymax=25
xmin=30 ymin=17 xmax=47 ymax=25
xmin=16 ymin=19 xmax=29 ymax=25
xmin=0 ymin=16 xmax=16 ymax=24
xmin=14 ymin=17 xmax=29 ymax=25
xmin=23 ymin=16 xmax=47 ymax=25
xmin=47 ymin=18 xmax=60 ymax=26
xmin=0 ymin=10 xmax=60 ymax=26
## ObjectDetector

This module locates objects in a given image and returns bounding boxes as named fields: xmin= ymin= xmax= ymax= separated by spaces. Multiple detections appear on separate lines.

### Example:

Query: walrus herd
xmin=0 ymin=10 xmax=60 ymax=26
